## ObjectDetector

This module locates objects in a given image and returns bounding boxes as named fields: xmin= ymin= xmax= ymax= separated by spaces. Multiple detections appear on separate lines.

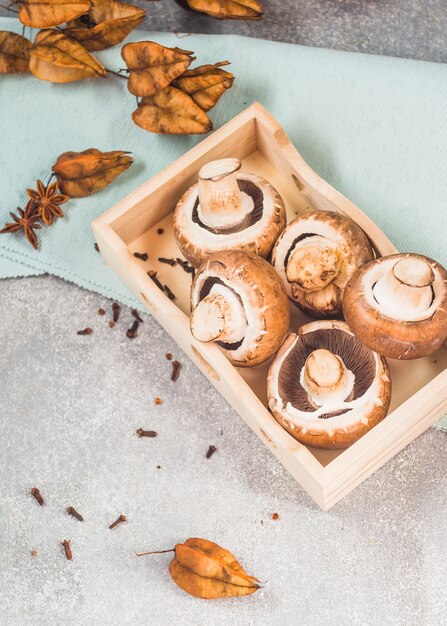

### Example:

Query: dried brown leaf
xmin=184 ymin=0 xmax=263 ymax=20
xmin=30 ymin=29 xmax=106 ymax=82
xmin=52 ymin=148 xmax=133 ymax=197
xmin=174 ymin=61 xmax=234 ymax=111
xmin=18 ymin=0 xmax=91 ymax=28
xmin=132 ymin=86 xmax=212 ymax=134
xmin=169 ymin=538 xmax=260 ymax=599
xmin=0 ymin=30 xmax=31 ymax=74
xmin=65 ymin=1 xmax=145 ymax=51
xmin=122 ymin=41 xmax=194 ymax=97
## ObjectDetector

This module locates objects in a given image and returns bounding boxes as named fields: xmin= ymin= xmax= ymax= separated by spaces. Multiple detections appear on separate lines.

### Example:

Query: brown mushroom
xmin=271 ymin=210 xmax=374 ymax=317
xmin=343 ymin=253 xmax=447 ymax=359
xmin=190 ymin=250 xmax=290 ymax=367
xmin=173 ymin=158 xmax=286 ymax=267
xmin=267 ymin=320 xmax=391 ymax=449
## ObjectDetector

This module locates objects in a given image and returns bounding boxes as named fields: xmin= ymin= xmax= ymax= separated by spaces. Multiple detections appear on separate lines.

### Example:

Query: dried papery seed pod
xmin=267 ymin=320 xmax=391 ymax=449
xmin=0 ymin=31 xmax=32 ymax=74
xmin=136 ymin=537 xmax=261 ymax=599
xmin=176 ymin=0 xmax=263 ymax=20
xmin=18 ymin=0 xmax=91 ymax=28
xmin=343 ymin=253 xmax=447 ymax=359
xmin=190 ymin=250 xmax=290 ymax=367
xmin=173 ymin=158 xmax=286 ymax=267
xmin=272 ymin=210 xmax=374 ymax=317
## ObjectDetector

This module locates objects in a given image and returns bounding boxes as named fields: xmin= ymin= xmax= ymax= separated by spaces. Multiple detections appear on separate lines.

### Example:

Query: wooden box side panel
xmin=253 ymin=104 xmax=397 ymax=257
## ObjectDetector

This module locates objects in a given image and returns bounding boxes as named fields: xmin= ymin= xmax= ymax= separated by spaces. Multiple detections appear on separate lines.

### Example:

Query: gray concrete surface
xmin=1 ymin=274 xmax=447 ymax=626
xmin=2 ymin=0 xmax=447 ymax=62
xmin=1 ymin=2 xmax=447 ymax=624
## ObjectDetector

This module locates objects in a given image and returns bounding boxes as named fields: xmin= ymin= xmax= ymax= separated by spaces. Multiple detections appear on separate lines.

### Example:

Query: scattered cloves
xmin=158 ymin=257 xmax=176 ymax=267
xmin=271 ymin=512 xmax=280 ymax=521
xmin=112 ymin=302 xmax=121 ymax=322
xmin=206 ymin=445 xmax=217 ymax=459
xmin=77 ymin=327 xmax=93 ymax=336
xmin=166 ymin=353 xmax=173 ymax=360
xmin=31 ymin=487 xmax=45 ymax=506
xmin=67 ymin=506 xmax=84 ymax=522
xmin=61 ymin=539 xmax=72 ymax=560
xmin=134 ymin=251 xmax=149 ymax=261
xmin=126 ymin=320 xmax=139 ymax=339
xmin=98 ymin=308 xmax=106 ymax=316
xmin=136 ymin=428 xmax=158 ymax=438
xmin=176 ymin=258 xmax=195 ymax=275
xmin=171 ymin=360 xmax=181 ymax=382
xmin=109 ymin=514 xmax=127 ymax=529
xmin=163 ymin=284 xmax=176 ymax=301
xmin=131 ymin=309 xmax=144 ymax=323
xmin=148 ymin=270 xmax=164 ymax=291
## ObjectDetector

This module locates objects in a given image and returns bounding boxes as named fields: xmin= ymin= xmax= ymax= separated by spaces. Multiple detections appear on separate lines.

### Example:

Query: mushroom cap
xmin=267 ymin=320 xmax=391 ymax=449
xmin=343 ymin=253 xmax=447 ymax=359
xmin=174 ymin=172 xmax=286 ymax=268
xmin=272 ymin=210 xmax=374 ymax=317
xmin=191 ymin=249 xmax=290 ymax=367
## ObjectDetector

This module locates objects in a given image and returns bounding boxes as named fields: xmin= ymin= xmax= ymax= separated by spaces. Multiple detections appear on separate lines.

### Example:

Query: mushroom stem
xmin=372 ymin=257 xmax=434 ymax=319
xmin=190 ymin=287 xmax=247 ymax=344
xmin=198 ymin=159 xmax=252 ymax=230
xmin=301 ymin=349 xmax=354 ymax=406
xmin=286 ymin=236 xmax=341 ymax=292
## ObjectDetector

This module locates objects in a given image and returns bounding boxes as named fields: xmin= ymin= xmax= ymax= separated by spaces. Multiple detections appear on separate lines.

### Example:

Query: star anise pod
xmin=27 ymin=179 xmax=69 ymax=225
xmin=0 ymin=199 xmax=42 ymax=249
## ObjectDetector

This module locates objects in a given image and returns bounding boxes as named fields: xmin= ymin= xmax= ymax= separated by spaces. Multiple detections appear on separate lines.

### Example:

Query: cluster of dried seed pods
xmin=137 ymin=538 xmax=260 ymax=599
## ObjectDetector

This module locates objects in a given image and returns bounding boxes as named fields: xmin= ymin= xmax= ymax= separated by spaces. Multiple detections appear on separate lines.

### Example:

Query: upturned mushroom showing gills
xmin=190 ymin=250 xmax=290 ymax=367
xmin=173 ymin=158 xmax=286 ymax=267
xmin=267 ymin=320 xmax=391 ymax=449
xmin=271 ymin=210 xmax=374 ymax=317
xmin=343 ymin=253 xmax=447 ymax=359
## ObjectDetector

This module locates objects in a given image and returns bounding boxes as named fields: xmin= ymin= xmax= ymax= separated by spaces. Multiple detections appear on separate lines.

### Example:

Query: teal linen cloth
xmin=1 ymin=17 xmax=446 ymax=431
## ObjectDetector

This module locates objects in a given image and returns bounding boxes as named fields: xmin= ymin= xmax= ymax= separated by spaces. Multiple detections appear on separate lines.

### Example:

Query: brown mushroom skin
xmin=191 ymin=250 xmax=290 ymax=367
xmin=267 ymin=321 xmax=391 ymax=449
xmin=272 ymin=210 xmax=374 ymax=318
xmin=174 ymin=177 xmax=286 ymax=268
xmin=343 ymin=253 xmax=447 ymax=360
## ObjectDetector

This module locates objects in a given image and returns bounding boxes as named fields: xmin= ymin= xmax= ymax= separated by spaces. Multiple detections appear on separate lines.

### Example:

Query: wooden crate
xmin=92 ymin=103 xmax=447 ymax=510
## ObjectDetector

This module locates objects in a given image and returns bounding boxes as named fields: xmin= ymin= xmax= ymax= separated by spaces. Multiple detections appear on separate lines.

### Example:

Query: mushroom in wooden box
xmin=190 ymin=249 xmax=290 ymax=367
xmin=173 ymin=158 xmax=286 ymax=267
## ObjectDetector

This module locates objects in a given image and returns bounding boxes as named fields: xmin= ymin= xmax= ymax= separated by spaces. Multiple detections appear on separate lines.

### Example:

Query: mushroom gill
xmin=277 ymin=327 xmax=376 ymax=417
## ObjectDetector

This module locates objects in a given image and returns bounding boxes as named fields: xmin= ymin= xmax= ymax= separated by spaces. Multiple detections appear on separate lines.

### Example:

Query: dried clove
xmin=271 ymin=512 xmax=280 ymax=521
xmin=206 ymin=445 xmax=217 ymax=459
xmin=136 ymin=537 xmax=260 ymax=599
xmin=61 ymin=539 xmax=72 ymax=560
xmin=112 ymin=302 xmax=121 ymax=322
xmin=109 ymin=514 xmax=127 ymax=529
xmin=165 ymin=353 xmax=173 ymax=360
xmin=126 ymin=320 xmax=139 ymax=339
xmin=163 ymin=284 xmax=176 ymax=301
xmin=171 ymin=360 xmax=181 ymax=381
xmin=157 ymin=228 xmax=164 ymax=235
xmin=31 ymin=487 xmax=45 ymax=506
xmin=158 ymin=257 xmax=176 ymax=266
xmin=98 ymin=308 xmax=106 ymax=316
xmin=67 ymin=506 xmax=84 ymax=522
xmin=148 ymin=270 xmax=164 ymax=291
xmin=176 ymin=258 xmax=195 ymax=275
xmin=77 ymin=327 xmax=93 ymax=335
xmin=134 ymin=251 xmax=149 ymax=261
xmin=154 ymin=397 xmax=163 ymax=405
xmin=131 ymin=309 xmax=144 ymax=323
xmin=136 ymin=428 xmax=158 ymax=438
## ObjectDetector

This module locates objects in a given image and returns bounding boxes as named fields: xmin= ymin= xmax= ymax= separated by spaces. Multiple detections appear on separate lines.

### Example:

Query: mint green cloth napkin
xmin=1 ymin=17 xmax=446 ymax=430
